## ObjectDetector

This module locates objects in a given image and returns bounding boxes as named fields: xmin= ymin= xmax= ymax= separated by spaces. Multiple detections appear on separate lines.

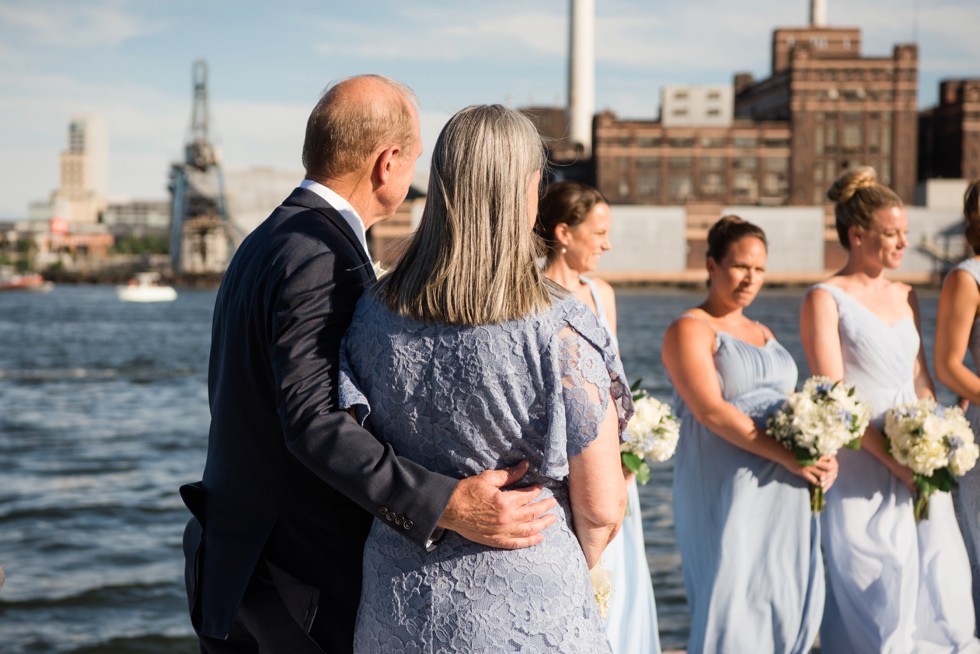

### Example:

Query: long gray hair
xmin=378 ymin=104 xmax=552 ymax=325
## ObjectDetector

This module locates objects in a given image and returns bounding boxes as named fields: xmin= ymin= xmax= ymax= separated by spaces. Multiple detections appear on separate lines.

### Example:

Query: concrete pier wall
xmin=596 ymin=204 xmax=968 ymax=285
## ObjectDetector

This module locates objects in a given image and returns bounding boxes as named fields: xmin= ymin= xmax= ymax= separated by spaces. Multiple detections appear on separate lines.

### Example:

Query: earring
xmin=561 ymin=247 xmax=567 ymax=254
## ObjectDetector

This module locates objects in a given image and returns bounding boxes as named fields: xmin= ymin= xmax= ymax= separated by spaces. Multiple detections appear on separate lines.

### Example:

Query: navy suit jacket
xmin=181 ymin=187 xmax=457 ymax=645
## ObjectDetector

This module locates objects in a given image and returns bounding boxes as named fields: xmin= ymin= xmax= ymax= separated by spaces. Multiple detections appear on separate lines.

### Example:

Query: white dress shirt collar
xmin=299 ymin=179 xmax=371 ymax=261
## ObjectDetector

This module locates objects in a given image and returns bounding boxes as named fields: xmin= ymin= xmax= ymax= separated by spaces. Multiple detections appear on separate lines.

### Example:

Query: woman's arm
xmin=908 ymin=287 xmax=936 ymax=401
xmin=800 ymin=287 xmax=915 ymax=490
xmin=568 ymin=398 xmax=628 ymax=569
xmin=935 ymin=269 xmax=980 ymax=405
xmin=662 ymin=315 xmax=835 ymax=486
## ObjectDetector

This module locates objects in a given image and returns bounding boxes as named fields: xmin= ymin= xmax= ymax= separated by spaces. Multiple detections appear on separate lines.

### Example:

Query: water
xmin=0 ymin=284 xmax=952 ymax=652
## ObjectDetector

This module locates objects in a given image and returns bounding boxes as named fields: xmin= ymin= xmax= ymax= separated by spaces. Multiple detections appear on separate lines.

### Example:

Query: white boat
xmin=116 ymin=272 xmax=177 ymax=303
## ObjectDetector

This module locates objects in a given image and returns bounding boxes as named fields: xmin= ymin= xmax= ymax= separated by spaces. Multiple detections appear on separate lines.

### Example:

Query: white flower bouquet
xmin=589 ymin=564 xmax=613 ymax=620
xmin=766 ymin=376 xmax=871 ymax=511
xmin=884 ymin=398 xmax=980 ymax=521
xmin=621 ymin=380 xmax=679 ymax=485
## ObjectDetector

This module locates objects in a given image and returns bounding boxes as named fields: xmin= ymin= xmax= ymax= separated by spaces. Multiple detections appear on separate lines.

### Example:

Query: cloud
xmin=311 ymin=5 xmax=565 ymax=63
xmin=0 ymin=0 xmax=163 ymax=50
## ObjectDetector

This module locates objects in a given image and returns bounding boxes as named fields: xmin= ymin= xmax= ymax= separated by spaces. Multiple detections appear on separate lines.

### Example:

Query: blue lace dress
xmin=811 ymin=283 xmax=978 ymax=653
xmin=339 ymin=291 xmax=632 ymax=653
xmin=579 ymin=276 xmax=661 ymax=654
xmin=670 ymin=317 xmax=824 ymax=654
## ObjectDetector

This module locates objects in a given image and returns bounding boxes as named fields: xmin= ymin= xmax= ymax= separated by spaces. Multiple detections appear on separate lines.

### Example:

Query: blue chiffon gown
xmin=670 ymin=316 xmax=824 ymax=654
xmin=339 ymin=292 xmax=632 ymax=654
xmin=811 ymin=283 xmax=979 ymax=653
xmin=943 ymin=259 xmax=980 ymax=633
xmin=580 ymin=276 xmax=661 ymax=654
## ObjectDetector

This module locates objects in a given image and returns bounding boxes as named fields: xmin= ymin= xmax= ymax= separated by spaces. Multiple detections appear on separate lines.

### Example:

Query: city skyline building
xmin=660 ymin=86 xmax=734 ymax=128
xmin=49 ymin=114 xmax=110 ymax=225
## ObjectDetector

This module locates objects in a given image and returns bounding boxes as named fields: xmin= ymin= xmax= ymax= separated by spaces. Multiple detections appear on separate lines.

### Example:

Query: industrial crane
xmin=168 ymin=59 xmax=231 ymax=275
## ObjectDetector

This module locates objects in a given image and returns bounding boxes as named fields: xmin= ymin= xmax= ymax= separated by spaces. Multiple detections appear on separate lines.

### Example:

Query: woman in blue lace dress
xmin=936 ymin=178 xmax=980 ymax=631
xmin=801 ymin=167 xmax=978 ymax=652
xmin=662 ymin=216 xmax=835 ymax=654
xmin=338 ymin=105 xmax=633 ymax=653
xmin=536 ymin=180 xmax=661 ymax=654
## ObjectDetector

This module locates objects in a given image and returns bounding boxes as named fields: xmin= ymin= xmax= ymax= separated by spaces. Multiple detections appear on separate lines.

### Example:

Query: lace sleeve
xmin=338 ymin=328 xmax=371 ymax=425
xmin=558 ymin=323 xmax=633 ymax=459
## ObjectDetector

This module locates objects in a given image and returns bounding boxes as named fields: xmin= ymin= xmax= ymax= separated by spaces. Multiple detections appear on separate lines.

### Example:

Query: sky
xmin=1 ymin=0 xmax=978 ymax=219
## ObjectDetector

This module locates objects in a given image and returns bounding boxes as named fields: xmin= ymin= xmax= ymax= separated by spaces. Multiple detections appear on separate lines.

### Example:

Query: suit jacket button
xmin=395 ymin=515 xmax=404 ymax=526
xmin=386 ymin=511 xmax=395 ymax=521
xmin=403 ymin=520 xmax=414 ymax=530
xmin=378 ymin=507 xmax=388 ymax=517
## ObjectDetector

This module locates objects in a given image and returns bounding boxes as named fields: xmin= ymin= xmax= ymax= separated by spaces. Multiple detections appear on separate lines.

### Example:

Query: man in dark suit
xmin=180 ymin=75 xmax=559 ymax=653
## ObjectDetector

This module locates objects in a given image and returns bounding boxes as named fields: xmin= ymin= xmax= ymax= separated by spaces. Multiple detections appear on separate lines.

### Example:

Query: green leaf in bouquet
xmin=925 ymin=467 xmax=955 ymax=493
xmin=621 ymin=451 xmax=650 ymax=485
xmin=629 ymin=378 xmax=648 ymax=402
xmin=844 ymin=435 xmax=862 ymax=450
xmin=793 ymin=449 xmax=818 ymax=467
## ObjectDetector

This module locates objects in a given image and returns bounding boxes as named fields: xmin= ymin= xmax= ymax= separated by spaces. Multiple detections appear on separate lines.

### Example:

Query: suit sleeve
xmin=269 ymin=239 xmax=457 ymax=547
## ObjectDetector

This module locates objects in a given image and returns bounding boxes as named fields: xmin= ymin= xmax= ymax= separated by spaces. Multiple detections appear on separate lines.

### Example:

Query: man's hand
xmin=437 ymin=460 xmax=558 ymax=549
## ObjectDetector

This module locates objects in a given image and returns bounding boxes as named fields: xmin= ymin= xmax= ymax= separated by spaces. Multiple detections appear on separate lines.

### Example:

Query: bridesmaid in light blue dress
xmin=537 ymin=181 xmax=661 ymax=653
xmin=935 ymin=179 xmax=980 ymax=631
xmin=662 ymin=216 xmax=833 ymax=654
xmin=801 ymin=167 xmax=979 ymax=652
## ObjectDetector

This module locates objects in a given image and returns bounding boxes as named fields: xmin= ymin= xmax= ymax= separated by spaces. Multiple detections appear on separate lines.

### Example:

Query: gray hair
xmin=379 ymin=104 xmax=552 ymax=325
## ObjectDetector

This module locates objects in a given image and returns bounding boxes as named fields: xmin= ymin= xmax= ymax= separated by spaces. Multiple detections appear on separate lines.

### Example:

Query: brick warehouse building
xmin=919 ymin=79 xmax=980 ymax=183
xmin=584 ymin=16 xmax=921 ymax=271
xmin=535 ymin=16 xmax=936 ymax=207
xmin=735 ymin=27 xmax=918 ymax=205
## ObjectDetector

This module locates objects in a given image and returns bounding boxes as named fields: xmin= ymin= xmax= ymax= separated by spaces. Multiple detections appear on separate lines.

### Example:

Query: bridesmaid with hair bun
xmin=801 ymin=167 xmax=979 ymax=652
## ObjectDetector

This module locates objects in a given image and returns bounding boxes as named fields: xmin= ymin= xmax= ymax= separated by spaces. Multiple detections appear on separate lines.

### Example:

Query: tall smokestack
xmin=568 ymin=0 xmax=595 ymax=158
xmin=810 ymin=0 xmax=827 ymax=26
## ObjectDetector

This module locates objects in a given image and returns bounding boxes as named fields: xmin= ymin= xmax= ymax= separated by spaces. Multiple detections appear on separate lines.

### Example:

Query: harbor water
xmin=0 ymin=284 xmax=955 ymax=652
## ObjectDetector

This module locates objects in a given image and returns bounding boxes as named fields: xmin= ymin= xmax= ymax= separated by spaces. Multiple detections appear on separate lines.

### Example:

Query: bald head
xmin=302 ymin=75 xmax=419 ymax=180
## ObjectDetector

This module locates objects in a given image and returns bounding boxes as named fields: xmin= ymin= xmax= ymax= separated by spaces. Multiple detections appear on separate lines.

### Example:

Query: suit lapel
xmin=284 ymin=188 xmax=376 ymax=279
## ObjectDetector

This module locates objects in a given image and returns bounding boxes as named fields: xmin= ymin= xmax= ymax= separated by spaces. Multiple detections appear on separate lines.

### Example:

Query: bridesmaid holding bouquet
xmin=800 ymin=167 xmax=978 ymax=652
xmin=662 ymin=215 xmax=833 ymax=654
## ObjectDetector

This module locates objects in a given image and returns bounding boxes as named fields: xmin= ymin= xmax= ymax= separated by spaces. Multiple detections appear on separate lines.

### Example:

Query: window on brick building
xmin=702 ymin=157 xmax=724 ymax=171
xmin=700 ymin=172 xmax=724 ymax=198
xmin=668 ymin=173 xmax=693 ymax=202
xmin=843 ymin=124 xmax=863 ymax=152
xmin=635 ymin=172 xmax=660 ymax=198
xmin=700 ymin=137 xmax=726 ymax=148
xmin=636 ymin=136 xmax=662 ymax=148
